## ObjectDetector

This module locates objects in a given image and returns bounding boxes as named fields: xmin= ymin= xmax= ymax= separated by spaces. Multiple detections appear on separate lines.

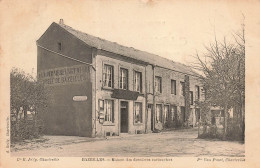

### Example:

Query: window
xmin=103 ymin=64 xmax=114 ymax=88
xmin=156 ymin=104 xmax=163 ymax=123
xmin=99 ymin=99 xmax=104 ymax=110
xmin=195 ymin=85 xmax=200 ymax=100
xmin=155 ymin=76 xmax=162 ymax=93
xmin=120 ymin=68 xmax=128 ymax=90
xmin=201 ymin=87 xmax=205 ymax=99
xmin=195 ymin=108 xmax=200 ymax=122
xmin=190 ymin=91 xmax=193 ymax=105
xmin=221 ymin=110 xmax=224 ymax=117
xmin=181 ymin=106 xmax=185 ymax=122
xmin=180 ymin=82 xmax=185 ymax=96
xmin=164 ymin=105 xmax=170 ymax=122
xmin=171 ymin=80 xmax=176 ymax=95
xmin=134 ymin=102 xmax=142 ymax=123
xmin=134 ymin=71 xmax=142 ymax=92
xmin=104 ymin=100 xmax=114 ymax=123
xmin=171 ymin=105 xmax=177 ymax=121
xmin=58 ymin=42 xmax=62 ymax=51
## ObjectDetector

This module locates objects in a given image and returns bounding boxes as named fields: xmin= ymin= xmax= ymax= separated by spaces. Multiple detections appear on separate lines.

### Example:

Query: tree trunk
xmin=198 ymin=121 xmax=200 ymax=137
xmin=223 ymin=104 xmax=228 ymax=140
xmin=15 ymin=108 xmax=19 ymax=138
xmin=203 ymin=123 xmax=207 ymax=135
xmin=241 ymin=99 xmax=245 ymax=141
xmin=23 ymin=106 xmax=28 ymax=120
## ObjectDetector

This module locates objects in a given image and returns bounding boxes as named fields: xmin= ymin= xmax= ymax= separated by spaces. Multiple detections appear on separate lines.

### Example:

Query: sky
xmin=1 ymin=0 xmax=260 ymax=76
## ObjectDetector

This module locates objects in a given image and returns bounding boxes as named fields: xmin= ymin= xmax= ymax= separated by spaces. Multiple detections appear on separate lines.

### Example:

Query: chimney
xmin=59 ymin=19 xmax=64 ymax=25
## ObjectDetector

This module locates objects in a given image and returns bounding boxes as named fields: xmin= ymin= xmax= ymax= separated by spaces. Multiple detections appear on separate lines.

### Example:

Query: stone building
xmin=37 ymin=20 xmax=204 ymax=137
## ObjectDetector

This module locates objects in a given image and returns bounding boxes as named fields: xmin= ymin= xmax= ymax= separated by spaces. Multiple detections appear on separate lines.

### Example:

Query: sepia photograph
xmin=1 ymin=0 xmax=260 ymax=168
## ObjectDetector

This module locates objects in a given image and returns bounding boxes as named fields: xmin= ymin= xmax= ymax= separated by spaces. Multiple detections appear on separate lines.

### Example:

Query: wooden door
xmin=120 ymin=101 xmax=128 ymax=133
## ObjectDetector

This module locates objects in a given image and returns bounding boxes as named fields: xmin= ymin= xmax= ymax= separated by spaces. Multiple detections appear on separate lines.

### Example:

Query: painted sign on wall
xmin=73 ymin=96 xmax=88 ymax=101
xmin=38 ymin=65 xmax=91 ymax=85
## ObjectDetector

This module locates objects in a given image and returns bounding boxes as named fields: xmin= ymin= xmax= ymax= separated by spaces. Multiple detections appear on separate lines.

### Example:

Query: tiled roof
xmin=56 ymin=22 xmax=199 ymax=76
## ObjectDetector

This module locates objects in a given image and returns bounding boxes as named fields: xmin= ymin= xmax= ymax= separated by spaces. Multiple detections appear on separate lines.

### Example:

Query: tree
xmin=10 ymin=68 xmax=49 ymax=141
xmin=193 ymin=24 xmax=245 ymax=140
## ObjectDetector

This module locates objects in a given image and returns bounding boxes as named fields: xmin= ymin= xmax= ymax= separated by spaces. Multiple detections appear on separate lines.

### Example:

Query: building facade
xmin=37 ymin=20 xmax=204 ymax=137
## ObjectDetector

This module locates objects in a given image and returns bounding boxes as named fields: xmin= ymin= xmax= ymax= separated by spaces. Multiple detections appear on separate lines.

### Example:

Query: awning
xmin=111 ymin=89 xmax=139 ymax=100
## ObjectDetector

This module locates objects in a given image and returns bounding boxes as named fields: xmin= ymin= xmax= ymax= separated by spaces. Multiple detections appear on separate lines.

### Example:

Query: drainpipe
xmin=145 ymin=66 xmax=148 ymax=133
xmin=91 ymin=48 xmax=97 ymax=138
xmin=152 ymin=65 xmax=156 ymax=131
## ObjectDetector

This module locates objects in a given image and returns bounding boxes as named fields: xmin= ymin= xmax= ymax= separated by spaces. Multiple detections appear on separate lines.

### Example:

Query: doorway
xmin=120 ymin=101 xmax=128 ymax=133
xmin=181 ymin=106 xmax=185 ymax=123
xmin=148 ymin=104 xmax=153 ymax=131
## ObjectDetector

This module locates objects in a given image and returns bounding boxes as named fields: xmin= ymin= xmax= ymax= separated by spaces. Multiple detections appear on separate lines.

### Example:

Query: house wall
xmin=37 ymin=23 xmax=92 ymax=71
xmin=37 ymin=22 xmax=205 ymax=137
xmin=146 ymin=66 xmax=204 ymax=129
xmin=189 ymin=76 xmax=204 ymax=126
xmin=37 ymin=23 xmax=95 ymax=137
xmin=95 ymin=51 xmax=147 ymax=137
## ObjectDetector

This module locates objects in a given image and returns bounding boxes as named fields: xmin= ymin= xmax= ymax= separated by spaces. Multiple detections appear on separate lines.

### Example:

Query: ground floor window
xmin=170 ymin=105 xmax=177 ymax=121
xmin=134 ymin=102 xmax=142 ymax=123
xmin=104 ymin=100 xmax=114 ymax=123
xmin=156 ymin=104 xmax=163 ymax=123
xmin=164 ymin=105 xmax=170 ymax=122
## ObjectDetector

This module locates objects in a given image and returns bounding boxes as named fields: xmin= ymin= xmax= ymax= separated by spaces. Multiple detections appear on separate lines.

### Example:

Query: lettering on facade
xmin=38 ymin=65 xmax=90 ymax=85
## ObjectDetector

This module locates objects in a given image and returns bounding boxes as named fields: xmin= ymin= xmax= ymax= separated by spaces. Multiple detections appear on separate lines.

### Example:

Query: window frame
xmin=171 ymin=79 xmax=177 ymax=95
xmin=156 ymin=104 xmax=163 ymax=123
xmin=104 ymin=99 xmax=114 ymax=124
xmin=170 ymin=105 xmax=178 ymax=121
xmin=164 ymin=105 xmax=170 ymax=123
xmin=119 ymin=68 xmax=129 ymax=90
xmin=195 ymin=108 xmax=200 ymax=121
xmin=195 ymin=85 xmax=200 ymax=100
xmin=133 ymin=71 xmax=142 ymax=93
xmin=102 ymin=64 xmax=114 ymax=89
xmin=134 ymin=102 xmax=143 ymax=124
xmin=155 ymin=76 xmax=162 ymax=93
xmin=190 ymin=91 xmax=194 ymax=105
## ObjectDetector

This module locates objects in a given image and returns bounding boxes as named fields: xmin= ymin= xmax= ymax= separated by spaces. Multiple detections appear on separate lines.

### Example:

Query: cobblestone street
xmin=11 ymin=128 xmax=244 ymax=157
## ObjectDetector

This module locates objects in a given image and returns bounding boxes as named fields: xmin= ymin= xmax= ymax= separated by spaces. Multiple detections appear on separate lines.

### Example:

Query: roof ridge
xmin=55 ymin=22 xmax=199 ymax=77
xmin=57 ymin=22 xmax=164 ymax=57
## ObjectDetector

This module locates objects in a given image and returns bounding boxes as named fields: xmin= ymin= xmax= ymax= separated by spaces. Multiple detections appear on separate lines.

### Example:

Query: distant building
xmin=37 ymin=20 xmax=205 ymax=137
